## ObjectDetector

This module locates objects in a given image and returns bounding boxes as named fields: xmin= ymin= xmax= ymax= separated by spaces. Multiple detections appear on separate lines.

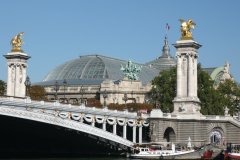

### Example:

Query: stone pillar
xmin=4 ymin=52 xmax=30 ymax=98
xmin=138 ymin=125 xmax=142 ymax=144
xmin=123 ymin=123 xmax=127 ymax=139
xmin=188 ymin=53 xmax=193 ymax=97
xmin=133 ymin=125 xmax=136 ymax=143
xmin=173 ymin=40 xmax=201 ymax=115
xmin=193 ymin=54 xmax=198 ymax=97
xmin=176 ymin=55 xmax=183 ymax=97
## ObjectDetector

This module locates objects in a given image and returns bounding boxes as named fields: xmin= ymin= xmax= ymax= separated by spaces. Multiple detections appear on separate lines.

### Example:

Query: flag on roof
xmin=166 ymin=23 xmax=170 ymax=30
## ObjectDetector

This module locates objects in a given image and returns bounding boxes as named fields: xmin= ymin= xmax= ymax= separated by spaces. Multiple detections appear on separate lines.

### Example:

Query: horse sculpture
xmin=179 ymin=19 xmax=196 ymax=40
xmin=11 ymin=32 xmax=24 ymax=52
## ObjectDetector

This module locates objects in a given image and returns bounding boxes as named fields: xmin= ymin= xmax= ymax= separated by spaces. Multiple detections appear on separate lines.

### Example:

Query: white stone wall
xmin=100 ymin=79 xmax=150 ymax=105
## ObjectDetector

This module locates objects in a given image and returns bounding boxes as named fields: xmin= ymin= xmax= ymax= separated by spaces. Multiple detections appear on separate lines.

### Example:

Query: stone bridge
xmin=0 ymin=97 xmax=149 ymax=150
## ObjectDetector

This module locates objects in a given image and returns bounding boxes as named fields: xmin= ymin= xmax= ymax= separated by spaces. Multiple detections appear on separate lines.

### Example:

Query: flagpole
xmin=165 ymin=23 xmax=170 ymax=38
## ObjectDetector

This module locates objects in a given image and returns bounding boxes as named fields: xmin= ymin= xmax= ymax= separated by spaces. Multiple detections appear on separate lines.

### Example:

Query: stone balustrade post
xmin=113 ymin=122 xmax=117 ymax=135
xmin=91 ymin=116 xmax=95 ymax=127
xmin=102 ymin=119 xmax=106 ymax=131
xmin=133 ymin=125 xmax=136 ymax=143
xmin=123 ymin=123 xmax=127 ymax=139
xmin=139 ymin=125 xmax=142 ymax=144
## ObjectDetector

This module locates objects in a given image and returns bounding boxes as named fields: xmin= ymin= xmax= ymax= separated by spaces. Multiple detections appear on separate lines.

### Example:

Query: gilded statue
xmin=10 ymin=32 xmax=24 ymax=52
xmin=179 ymin=19 xmax=196 ymax=40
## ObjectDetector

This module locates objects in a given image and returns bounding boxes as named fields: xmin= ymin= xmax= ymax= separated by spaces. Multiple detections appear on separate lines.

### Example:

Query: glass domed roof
xmin=41 ymin=55 xmax=159 ymax=86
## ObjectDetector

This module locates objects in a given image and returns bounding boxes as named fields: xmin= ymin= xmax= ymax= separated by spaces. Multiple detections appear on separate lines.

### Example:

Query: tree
xmin=217 ymin=79 xmax=240 ymax=115
xmin=149 ymin=67 xmax=176 ymax=112
xmin=148 ymin=64 xmax=239 ymax=115
xmin=29 ymin=85 xmax=47 ymax=100
xmin=197 ymin=64 xmax=224 ymax=115
xmin=0 ymin=80 xmax=7 ymax=96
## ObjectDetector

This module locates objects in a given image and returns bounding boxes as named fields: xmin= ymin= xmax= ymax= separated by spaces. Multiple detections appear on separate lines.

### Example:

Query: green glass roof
xmin=41 ymin=55 xmax=159 ymax=86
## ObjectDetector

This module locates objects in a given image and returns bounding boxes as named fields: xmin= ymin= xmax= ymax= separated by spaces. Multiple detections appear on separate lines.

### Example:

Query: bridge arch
xmin=163 ymin=127 xmax=176 ymax=143
xmin=209 ymin=127 xmax=224 ymax=145
xmin=0 ymin=106 xmax=134 ymax=149
xmin=207 ymin=123 xmax=226 ymax=145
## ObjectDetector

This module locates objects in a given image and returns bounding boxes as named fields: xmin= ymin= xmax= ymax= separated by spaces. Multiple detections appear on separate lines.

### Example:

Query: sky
xmin=0 ymin=0 xmax=239 ymax=83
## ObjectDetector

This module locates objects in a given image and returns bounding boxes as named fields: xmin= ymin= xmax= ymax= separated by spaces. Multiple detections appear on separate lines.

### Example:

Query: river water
xmin=7 ymin=158 xmax=202 ymax=160
xmin=8 ymin=158 xmax=136 ymax=160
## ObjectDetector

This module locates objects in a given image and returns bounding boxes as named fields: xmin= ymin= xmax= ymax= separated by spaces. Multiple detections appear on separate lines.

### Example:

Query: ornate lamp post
xmin=122 ymin=92 xmax=128 ymax=109
xmin=54 ymin=81 xmax=59 ymax=100
xmin=237 ymin=103 xmax=240 ymax=120
xmin=63 ymin=79 xmax=67 ymax=102
xmin=103 ymin=89 xmax=108 ymax=107
xmin=80 ymin=86 xmax=85 ymax=104
xmin=24 ymin=76 xmax=31 ymax=97
xmin=152 ymin=91 xmax=159 ymax=108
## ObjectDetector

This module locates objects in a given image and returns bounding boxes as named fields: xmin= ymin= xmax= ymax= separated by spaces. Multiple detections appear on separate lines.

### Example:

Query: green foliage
xmin=149 ymin=67 xmax=176 ymax=112
xmin=217 ymin=79 xmax=240 ymax=115
xmin=0 ymin=80 xmax=7 ymax=96
xmin=197 ymin=64 xmax=224 ymax=115
xmin=148 ymin=64 xmax=240 ymax=115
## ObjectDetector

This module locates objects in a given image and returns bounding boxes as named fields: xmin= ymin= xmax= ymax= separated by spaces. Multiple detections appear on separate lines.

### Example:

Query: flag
xmin=166 ymin=23 xmax=170 ymax=30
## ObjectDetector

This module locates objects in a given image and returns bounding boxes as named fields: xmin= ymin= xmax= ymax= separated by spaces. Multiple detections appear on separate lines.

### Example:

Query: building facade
xmin=37 ymin=37 xmax=232 ymax=105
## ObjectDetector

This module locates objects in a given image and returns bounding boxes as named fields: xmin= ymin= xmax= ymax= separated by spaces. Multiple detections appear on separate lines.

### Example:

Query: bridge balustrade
xmin=0 ymin=97 xmax=149 ymax=146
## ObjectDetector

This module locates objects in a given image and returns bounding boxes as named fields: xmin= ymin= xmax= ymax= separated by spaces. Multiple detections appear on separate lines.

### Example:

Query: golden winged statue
xmin=179 ymin=19 xmax=196 ymax=40
xmin=10 ymin=32 xmax=24 ymax=52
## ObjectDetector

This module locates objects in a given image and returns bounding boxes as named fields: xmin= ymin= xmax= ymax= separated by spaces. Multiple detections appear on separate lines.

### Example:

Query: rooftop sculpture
xmin=120 ymin=60 xmax=142 ymax=80
xmin=179 ymin=19 xmax=196 ymax=40
xmin=10 ymin=32 xmax=24 ymax=52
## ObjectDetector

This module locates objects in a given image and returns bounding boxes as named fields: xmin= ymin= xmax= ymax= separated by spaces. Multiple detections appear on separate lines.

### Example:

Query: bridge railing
xmin=0 ymin=97 xmax=142 ymax=119
xmin=0 ymin=96 xmax=149 ymax=145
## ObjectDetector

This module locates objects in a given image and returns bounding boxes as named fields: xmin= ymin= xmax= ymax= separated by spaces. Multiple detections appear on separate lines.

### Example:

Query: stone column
xmin=133 ymin=125 xmax=136 ymax=143
xmin=173 ymin=40 xmax=201 ymax=115
xmin=15 ymin=64 xmax=20 ymax=96
xmin=4 ymin=52 xmax=30 ymax=98
xmin=138 ymin=125 xmax=142 ymax=144
xmin=176 ymin=54 xmax=182 ymax=97
xmin=193 ymin=54 xmax=198 ymax=97
xmin=7 ymin=64 xmax=13 ymax=96
xmin=188 ymin=53 xmax=193 ymax=97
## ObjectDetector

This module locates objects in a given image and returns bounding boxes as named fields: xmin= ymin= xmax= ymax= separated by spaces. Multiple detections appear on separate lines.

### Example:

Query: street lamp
xmin=24 ymin=76 xmax=31 ymax=97
xmin=54 ymin=81 xmax=59 ymax=100
xmin=152 ymin=91 xmax=159 ymax=108
xmin=237 ymin=103 xmax=240 ymax=120
xmin=63 ymin=79 xmax=67 ymax=102
xmin=122 ymin=92 xmax=128 ymax=109
xmin=80 ymin=86 xmax=85 ymax=104
xmin=102 ymin=89 xmax=108 ymax=107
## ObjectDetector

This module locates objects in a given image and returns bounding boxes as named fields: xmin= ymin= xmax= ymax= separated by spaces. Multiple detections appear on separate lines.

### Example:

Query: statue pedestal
xmin=172 ymin=39 xmax=202 ymax=115
xmin=172 ymin=97 xmax=201 ymax=115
